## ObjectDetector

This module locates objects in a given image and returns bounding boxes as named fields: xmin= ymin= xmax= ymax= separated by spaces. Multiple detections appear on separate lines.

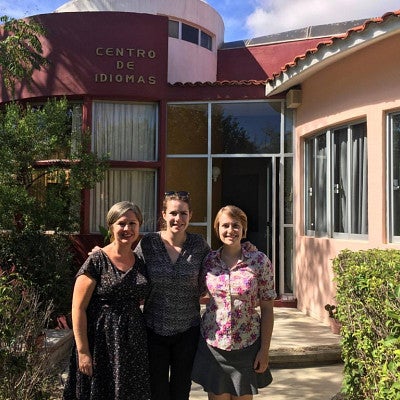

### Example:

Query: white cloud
xmin=246 ymin=0 xmax=400 ymax=37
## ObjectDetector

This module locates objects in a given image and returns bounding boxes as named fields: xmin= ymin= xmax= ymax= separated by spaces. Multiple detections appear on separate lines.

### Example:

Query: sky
xmin=1 ymin=0 xmax=400 ymax=42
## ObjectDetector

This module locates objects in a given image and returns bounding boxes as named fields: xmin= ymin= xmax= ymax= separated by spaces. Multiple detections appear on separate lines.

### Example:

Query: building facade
xmin=1 ymin=0 xmax=399 ymax=323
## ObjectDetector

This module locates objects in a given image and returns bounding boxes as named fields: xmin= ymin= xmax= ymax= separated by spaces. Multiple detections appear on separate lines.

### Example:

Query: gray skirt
xmin=191 ymin=336 xmax=273 ymax=396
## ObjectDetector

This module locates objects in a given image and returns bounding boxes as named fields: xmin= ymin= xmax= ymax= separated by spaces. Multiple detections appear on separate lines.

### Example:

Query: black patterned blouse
xmin=63 ymin=250 xmax=150 ymax=400
xmin=135 ymin=232 xmax=210 ymax=336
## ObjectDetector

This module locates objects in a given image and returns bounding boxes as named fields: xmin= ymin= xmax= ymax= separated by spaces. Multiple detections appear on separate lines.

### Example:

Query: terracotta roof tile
xmin=170 ymin=10 xmax=400 ymax=88
xmin=271 ymin=10 xmax=400 ymax=80
xmin=170 ymin=79 xmax=267 ymax=87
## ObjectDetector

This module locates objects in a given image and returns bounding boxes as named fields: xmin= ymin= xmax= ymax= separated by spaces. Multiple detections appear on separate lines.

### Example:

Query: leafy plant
xmin=0 ymin=231 xmax=75 ymax=320
xmin=333 ymin=249 xmax=400 ymax=400
xmin=0 ymin=98 xmax=108 ymax=232
xmin=0 ymin=15 xmax=48 ymax=95
xmin=0 ymin=266 xmax=57 ymax=400
xmin=99 ymin=225 xmax=111 ymax=245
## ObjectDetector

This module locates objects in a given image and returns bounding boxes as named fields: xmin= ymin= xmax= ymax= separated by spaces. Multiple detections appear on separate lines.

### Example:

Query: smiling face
xmin=162 ymin=199 xmax=192 ymax=234
xmin=110 ymin=210 xmax=141 ymax=245
xmin=217 ymin=211 xmax=244 ymax=247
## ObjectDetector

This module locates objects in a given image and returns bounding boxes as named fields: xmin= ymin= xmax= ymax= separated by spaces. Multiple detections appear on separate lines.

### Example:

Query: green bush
xmin=333 ymin=249 xmax=400 ymax=400
xmin=0 ymin=267 xmax=56 ymax=400
xmin=0 ymin=231 xmax=74 ymax=320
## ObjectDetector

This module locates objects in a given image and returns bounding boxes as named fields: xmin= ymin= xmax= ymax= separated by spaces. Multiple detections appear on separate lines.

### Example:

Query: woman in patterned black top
xmin=135 ymin=192 xmax=210 ymax=400
xmin=63 ymin=201 xmax=151 ymax=400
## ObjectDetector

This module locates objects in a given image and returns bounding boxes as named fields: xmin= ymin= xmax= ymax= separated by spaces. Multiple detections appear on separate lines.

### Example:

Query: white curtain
xmin=90 ymin=101 xmax=158 ymax=233
xmin=91 ymin=169 xmax=156 ymax=233
xmin=393 ymin=115 xmax=400 ymax=237
xmin=351 ymin=124 xmax=368 ymax=234
xmin=315 ymin=134 xmax=327 ymax=237
xmin=92 ymin=101 xmax=156 ymax=161
xmin=334 ymin=129 xmax=348 ymax=233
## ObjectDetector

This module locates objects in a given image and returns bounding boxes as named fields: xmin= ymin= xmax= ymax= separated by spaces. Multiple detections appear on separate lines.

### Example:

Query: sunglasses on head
xmin=164 ymin=191 xmax=190 ymax=198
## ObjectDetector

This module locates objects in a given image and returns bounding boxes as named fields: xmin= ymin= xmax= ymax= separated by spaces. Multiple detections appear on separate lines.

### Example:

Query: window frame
xmin=304 ymin=120 xmax=368 ymax=239
xmin=387 ymin=112 xmax=400 ymax=243
xmin=168 ymin=19 xmax=213 ymax=51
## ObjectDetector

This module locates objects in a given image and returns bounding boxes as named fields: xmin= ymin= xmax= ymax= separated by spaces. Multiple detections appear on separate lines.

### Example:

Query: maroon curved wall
xmin=0 ymin=12 xmax=169 ymax=102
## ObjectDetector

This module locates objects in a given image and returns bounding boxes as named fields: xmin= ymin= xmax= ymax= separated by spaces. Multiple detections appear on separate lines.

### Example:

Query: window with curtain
xmin=90 ymin=101 xmax=158 ymax=233
xmin=388 ymin=113 xmax=400 ymax=242
xmin=305 ymin=121 xmax=368 ymax=238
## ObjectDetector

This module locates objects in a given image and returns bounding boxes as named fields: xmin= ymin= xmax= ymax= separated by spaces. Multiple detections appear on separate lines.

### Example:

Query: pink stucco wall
xmin=294 ymin=33 xmax=400 ymax=323
xmin=56 ymin=0 xmax=223 ymax=84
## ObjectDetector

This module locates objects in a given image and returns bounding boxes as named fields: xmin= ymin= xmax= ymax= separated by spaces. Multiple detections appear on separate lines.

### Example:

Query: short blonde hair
xmin=106 ymin=201 xmax=143 ymax=240
xmin=213 ymin=205 xmax=248 ymax=238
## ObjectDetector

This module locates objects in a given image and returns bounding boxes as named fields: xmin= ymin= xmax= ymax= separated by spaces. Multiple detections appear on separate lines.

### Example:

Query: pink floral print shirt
xmin=200 ymin=247 xmax=276 ymax=350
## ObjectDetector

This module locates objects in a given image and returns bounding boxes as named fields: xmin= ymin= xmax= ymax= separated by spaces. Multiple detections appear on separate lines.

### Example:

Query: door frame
xmin=207 ymin=155 xmax=290 ymax=296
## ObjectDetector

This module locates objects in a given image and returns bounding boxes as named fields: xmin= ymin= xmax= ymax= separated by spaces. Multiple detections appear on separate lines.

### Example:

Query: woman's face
xmin=162 ymin=199 xmax=192 ymax=234
xmin=218 ymin=212 xmax=243 ymax=246
xmin=111 ymin=210 xmax=140 ymax=244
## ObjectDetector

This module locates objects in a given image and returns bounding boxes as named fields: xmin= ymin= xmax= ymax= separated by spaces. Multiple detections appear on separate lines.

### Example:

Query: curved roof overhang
xmin=265 ymin=12 xmax=400 ymax=97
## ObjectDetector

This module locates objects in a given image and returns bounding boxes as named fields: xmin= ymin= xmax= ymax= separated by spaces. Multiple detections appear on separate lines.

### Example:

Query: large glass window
xmin=305 ymin=121 xmax=368 ymax=238
xmin=90 ymin=101 xmax=158 ymax=233
xmin=388 ymin=113 xmax=400 ymax=242
xmin=211 ymin=102 xmax=282 ymax=154
xmin=167 ymin=104 xmax=208 ymax=154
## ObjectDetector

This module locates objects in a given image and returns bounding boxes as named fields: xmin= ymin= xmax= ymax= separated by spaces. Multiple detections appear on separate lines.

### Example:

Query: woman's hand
xmin=88 ymin=245 xmax=101 ymax=255
xmin=78 ymin=352 xmax=94 ymax=376
xmin=253 ymin=349 xmax=269 ymax=373
xmin=242 ymin=241 xmax=258 ymax=252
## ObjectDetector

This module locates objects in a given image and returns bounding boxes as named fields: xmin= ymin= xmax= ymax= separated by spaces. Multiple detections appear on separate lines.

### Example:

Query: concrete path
xmin=52 ymin=307 xmax=345 ymax=399
xmin=189 ymin=307 xmax=344 ymax=399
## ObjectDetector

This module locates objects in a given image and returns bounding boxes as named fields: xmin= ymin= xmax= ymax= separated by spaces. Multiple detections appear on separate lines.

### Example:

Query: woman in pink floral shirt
xmin=191 ymin=205 xmax=276 ymax=400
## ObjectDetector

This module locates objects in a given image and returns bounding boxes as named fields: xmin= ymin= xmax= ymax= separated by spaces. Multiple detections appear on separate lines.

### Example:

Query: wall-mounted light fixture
xmin=212 ymin=166 xmax=221 ymax=182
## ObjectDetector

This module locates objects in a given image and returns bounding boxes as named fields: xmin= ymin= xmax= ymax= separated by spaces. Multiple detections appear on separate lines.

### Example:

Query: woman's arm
xmin=71 ymin=273 xmax=96 ymax=376
xmin=253 ymin=299 xmax=274 ymax=373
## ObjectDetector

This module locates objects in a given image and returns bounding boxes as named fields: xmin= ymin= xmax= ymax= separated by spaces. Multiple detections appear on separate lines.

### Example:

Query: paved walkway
xmin=53 ymin=307 xmax=344 ymax=400
xmin=190 ymin=307 xmax=344 ymax=399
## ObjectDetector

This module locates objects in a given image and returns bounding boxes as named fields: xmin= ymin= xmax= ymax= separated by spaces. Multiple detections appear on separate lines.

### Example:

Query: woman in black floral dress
xmin=63 ymin=201 xmax=150 ymax=400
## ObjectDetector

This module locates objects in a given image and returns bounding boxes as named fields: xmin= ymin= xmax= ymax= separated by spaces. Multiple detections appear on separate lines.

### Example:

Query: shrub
xmin=0 ymin=266 xmax=57 ymax=400
xmin=333 ymin=249 xmax=400 ymax=400
xmin=0 ymin=231 xmax=74 ymax=320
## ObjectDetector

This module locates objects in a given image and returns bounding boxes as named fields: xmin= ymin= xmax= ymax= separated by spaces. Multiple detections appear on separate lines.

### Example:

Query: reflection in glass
xmin=392 ymin=115 xmax=400 ymax=237
xmin=211 ymin=102 xmax=281 ymax=154
xmin=284 ymin=158 xmax=293 ymax=224
xmin=166 ymin=158 xmax=207 ymax=223
xmin=284 ymin=227 xmax=293 ymax=293
xmin=167 ymin=104 xmax=208 ymax=154
xmin=284 ymin=108 xmax=294 ymax=153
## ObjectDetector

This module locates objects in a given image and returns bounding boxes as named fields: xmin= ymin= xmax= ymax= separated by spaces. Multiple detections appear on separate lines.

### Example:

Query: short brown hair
xmin=213 ymin=205 xmax=248 ymax=238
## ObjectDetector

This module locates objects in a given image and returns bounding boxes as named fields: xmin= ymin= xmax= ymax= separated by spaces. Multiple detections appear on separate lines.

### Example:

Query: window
xmin=168 ymin=19 xmax=213 ymax=51
xmin=305 ymin=121 xmax=368 ymax=238
xmin=211 ymin=102 xmax=282 ymax=154
xmin=168 ymin=20 xmax=179 ymax=39
xmin=388 ymin=112 xmax=400 ymax=242
xmin=182 ymin=23 xmax=198 ymax=45
xmin=90 ymin=101 xmax=158 ymax=233
xmin=200 ymin=31 xmax=212 ymax=50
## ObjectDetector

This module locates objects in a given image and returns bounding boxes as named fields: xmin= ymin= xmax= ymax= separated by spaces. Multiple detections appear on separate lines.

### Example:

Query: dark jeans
xmin=147 ymin=325 xmax=200 ymax=400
